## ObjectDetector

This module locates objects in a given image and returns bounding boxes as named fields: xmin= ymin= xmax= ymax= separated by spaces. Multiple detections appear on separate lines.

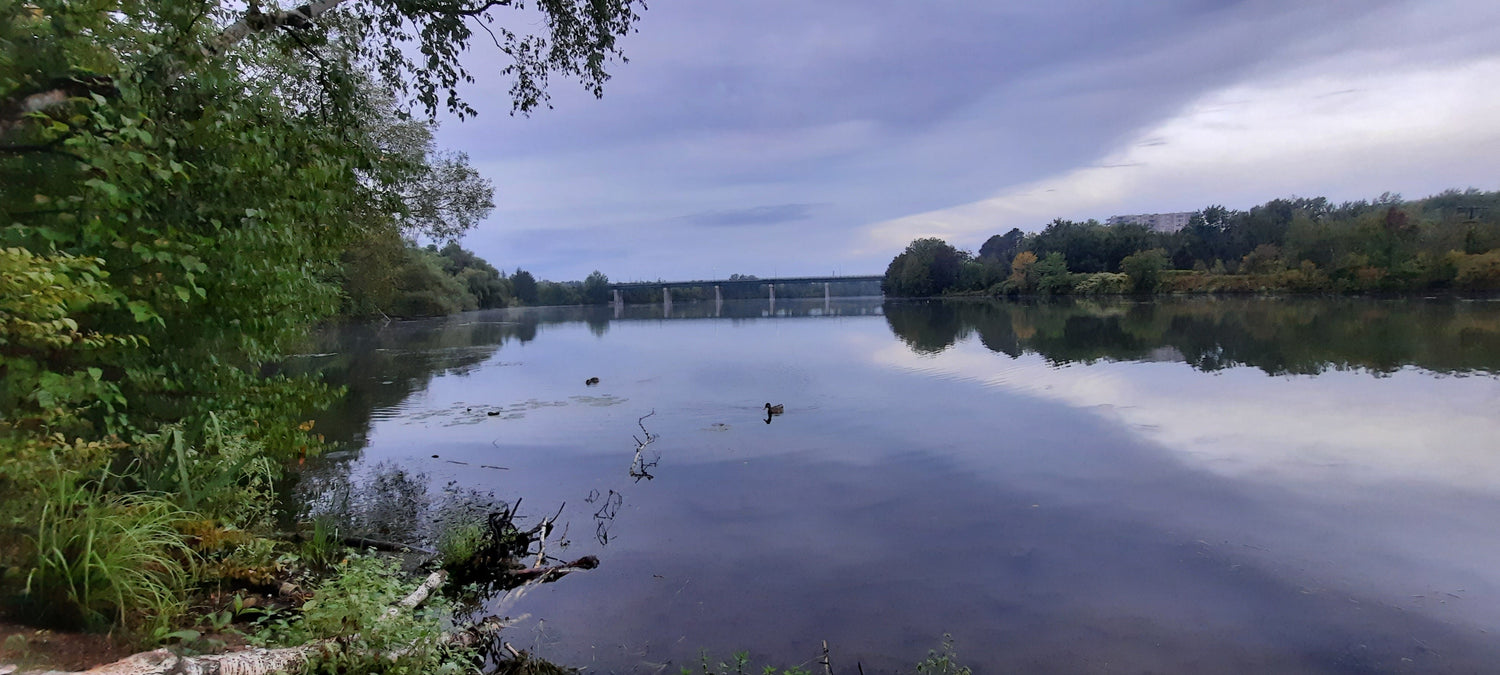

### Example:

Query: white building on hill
xmin=1106 ymin=211 xmax=1195 ymax=232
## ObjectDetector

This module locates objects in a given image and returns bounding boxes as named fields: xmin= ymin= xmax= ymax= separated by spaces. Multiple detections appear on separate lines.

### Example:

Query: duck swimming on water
xmin=764 ymin=403 xmax=783 ymax=415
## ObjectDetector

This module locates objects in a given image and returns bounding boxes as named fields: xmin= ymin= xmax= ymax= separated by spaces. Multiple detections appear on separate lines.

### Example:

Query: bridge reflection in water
xmin=608 ymin=275 xmax=884 ymax=316
xmin=613 ymin=295 xmax=887 ymax=320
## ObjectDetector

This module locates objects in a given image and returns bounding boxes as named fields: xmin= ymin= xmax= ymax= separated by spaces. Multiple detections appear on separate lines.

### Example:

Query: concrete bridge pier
xmin=662 ymin=286 xmax=672 ymax=310
xmin=614 ymin=298 xmax=622 ymax=319
xmin=715 ymin=285 xmax=723 ymax=304
xmin=824 ymin=282 xmax=830 ymax=302
xmin=768 ymin=283 xmax=775 ymax=302
xmin=613 ymin=289 xmax=622 ymax=306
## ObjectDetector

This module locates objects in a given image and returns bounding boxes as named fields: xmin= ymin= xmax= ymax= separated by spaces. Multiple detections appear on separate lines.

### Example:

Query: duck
xmin=764 ymin=403 xmax=783 ymax=415
xmin=585 ymin=377 xmax=600 ymax=385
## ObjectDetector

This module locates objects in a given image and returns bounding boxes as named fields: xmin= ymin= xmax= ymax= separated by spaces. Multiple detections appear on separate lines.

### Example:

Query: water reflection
xmin=883 ymin=296 xmax=1500 ymax=375
xmin=287 ymin=297 xmax=1500 ymax=673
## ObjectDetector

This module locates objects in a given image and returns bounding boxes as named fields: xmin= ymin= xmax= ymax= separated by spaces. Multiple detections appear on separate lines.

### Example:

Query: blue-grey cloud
xmin=436 ymin=0 xmax=1500 ymax=281
xmin=680 ymin=203 xmax=820 ymax=228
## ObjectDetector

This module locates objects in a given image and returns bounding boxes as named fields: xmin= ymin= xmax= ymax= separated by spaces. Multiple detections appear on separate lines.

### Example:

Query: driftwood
xmin=340 ymin=536 xmax=437 ymax=558
xmin=20 ymin=572 xmax=453 ymax=675
xmin=506 ymin=556 xmax=599 ymax=583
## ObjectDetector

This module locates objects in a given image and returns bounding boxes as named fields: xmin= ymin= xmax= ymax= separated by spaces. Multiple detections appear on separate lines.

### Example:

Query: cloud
xmin=680 ymin=203 xmax=821 ymax=228
xmin=860 ymin=51 xmax=1500 ymax=253
xmin=434 ymin=0 xmax=1500 ymax=280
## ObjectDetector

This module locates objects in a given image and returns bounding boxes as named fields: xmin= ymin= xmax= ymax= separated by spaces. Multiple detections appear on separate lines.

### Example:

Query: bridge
xmin=608 ymin=274 xmax=884 ymax=306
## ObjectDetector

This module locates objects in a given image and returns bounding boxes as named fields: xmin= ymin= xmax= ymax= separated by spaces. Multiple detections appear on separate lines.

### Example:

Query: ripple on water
xmin=389 ymin=395 xmax=630 ymax=426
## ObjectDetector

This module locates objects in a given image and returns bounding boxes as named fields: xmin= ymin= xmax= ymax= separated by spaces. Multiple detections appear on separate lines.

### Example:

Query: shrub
xmin=1074 ymin=272 xmax=1131 ymax=295
xmin=1455 ymin=250 xmax=1500 ymax=290
xmin=18 ymin=470 xmax=193 ymax=633
xmin=255 ymin=555 xmax=474 ymax=674
xmin=436 ymin=521 xmax=486 ymax=568
xmin=1120 ymin=248 xmax=1168 ymax=293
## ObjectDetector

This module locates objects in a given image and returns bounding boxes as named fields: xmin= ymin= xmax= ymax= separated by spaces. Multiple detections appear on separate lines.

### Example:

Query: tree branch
xmin=0 ymin=76 xmax=119 ymax=136
xmin=210 ymin=0 xmax=347 ymax=54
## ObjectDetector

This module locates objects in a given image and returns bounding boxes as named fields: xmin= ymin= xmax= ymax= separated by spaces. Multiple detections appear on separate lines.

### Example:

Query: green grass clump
xmin=19 ymin=473 xmax=193 ymax=634
xmin=436 ymin=520 xmax=486 ymax=567
xmin=299 ymin=518 xmax=344 ymax=573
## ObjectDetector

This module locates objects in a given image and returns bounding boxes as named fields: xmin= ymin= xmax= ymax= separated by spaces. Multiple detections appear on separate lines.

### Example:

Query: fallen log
xmin=21 ymin=572 xmax=451 ymax=675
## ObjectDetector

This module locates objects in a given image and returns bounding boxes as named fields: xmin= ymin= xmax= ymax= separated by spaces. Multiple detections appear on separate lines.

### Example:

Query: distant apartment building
xmin=1106 ymin=211 xmax=1195 ymax=232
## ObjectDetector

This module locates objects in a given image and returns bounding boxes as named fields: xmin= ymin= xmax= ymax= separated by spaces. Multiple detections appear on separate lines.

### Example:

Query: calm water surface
xmin=291 ymin=297 xmax=1500 ymax=674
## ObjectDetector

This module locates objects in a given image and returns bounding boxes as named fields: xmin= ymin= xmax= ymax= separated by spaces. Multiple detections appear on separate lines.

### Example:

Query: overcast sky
xmin=433 ymin=0 xmax=1500 ymax=282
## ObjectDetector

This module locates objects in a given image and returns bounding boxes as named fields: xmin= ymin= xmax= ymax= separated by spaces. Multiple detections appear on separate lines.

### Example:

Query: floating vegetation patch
xmin=570 ymin=394 xmax=630 ymax=407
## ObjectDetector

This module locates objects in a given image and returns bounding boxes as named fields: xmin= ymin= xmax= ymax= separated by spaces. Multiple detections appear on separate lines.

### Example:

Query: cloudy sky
xmin=434 ymin=0 xmax=1500 ymax=282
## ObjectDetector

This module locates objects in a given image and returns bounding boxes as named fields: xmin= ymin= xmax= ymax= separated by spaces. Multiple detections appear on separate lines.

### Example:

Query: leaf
xmin=162 ymin=629 xmax=200 ymax=643
xmin=126 ymin=301 xmax=157 ymax=323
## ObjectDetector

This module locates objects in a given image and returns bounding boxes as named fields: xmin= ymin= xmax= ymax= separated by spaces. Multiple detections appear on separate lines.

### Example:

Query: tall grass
xmin=21 ymin=472 xmax=193 ymax=633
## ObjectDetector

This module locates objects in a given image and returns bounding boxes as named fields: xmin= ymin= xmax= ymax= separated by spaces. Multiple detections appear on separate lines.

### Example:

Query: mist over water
xmin=290 ymin=297 xmax=1500 ymax=673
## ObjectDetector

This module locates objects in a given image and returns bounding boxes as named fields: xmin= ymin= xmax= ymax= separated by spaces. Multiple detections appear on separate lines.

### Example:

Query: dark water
xmin=291 ymin=297 xmax=1500 ymax=674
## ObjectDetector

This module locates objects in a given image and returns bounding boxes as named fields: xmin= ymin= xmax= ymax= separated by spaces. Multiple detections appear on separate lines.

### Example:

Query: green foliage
xmin=300 ymin=518 xmax=345 ymax=575
xmin=912 ymin=188 xmax=1500 ymax=297
xmin=18 ymin=464 xmax=192 ymax=633
xmin=130 ymin=415 xmax=281 ymax=527
xmin=1454 ymin=250 xmax=1500 ymax=290
xmin=1034 ymin=252 xmax=1074 ymax=294
xmin=511 ymin=269 xmax=539 ymax=304
xmin=435 ymin=521 xmax=486 ymax=568
xmin=1120 ymin=248 xmax=1168 ymax=293
xmin=883 ymin=238 xmax=971 ymax=297
xmin=254 ymin=555 xmax=473 ymax=675
xmin=0 ymin=247 xmax=139 ymax=434
xmin=914 ymin=635 xmax=971 ymax=675
xmin=2 ymin=0 xmax=643 ymax=641
xmin=1074 ymin=272 xmax=1132 ymax=295
xmin=583 ymin=270 xmax=612 ymax=304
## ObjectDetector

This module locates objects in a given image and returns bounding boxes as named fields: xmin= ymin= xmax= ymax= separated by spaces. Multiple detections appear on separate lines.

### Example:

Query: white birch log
xmin=22 ymin=571 xmax=451 ymax=675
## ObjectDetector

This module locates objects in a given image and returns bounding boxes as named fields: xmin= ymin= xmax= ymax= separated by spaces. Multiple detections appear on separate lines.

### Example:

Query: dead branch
xmin=384 ymin=570 xmax=446 ymax=619
xmin=507 ymin=556 xmax=599 ymax=583
xmin=341 ymin=535 xmax=437 ymax=557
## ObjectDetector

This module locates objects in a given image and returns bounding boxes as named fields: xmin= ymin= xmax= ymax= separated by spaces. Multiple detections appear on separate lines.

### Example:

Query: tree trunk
xmin=210 ymin=0 xmax=349 ymax=54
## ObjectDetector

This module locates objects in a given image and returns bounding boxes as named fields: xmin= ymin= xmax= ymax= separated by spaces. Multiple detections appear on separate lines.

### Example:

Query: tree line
xmin=883 ymin=190 xmax=1500 ymax=297
xmin=341 ymin=240 xmax=613 ymax=318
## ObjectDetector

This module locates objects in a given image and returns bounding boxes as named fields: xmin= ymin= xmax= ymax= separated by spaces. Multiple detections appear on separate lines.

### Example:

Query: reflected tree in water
xmin=883 ymin=297 xmax=1500 ymax=376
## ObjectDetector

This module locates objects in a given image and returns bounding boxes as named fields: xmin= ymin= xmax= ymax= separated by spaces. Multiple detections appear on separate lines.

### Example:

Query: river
xmin=287 ymin=296 xmax=1500 ymax=674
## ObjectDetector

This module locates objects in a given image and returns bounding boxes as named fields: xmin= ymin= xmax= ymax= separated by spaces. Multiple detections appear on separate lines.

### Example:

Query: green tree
xmin=582 ymin=271 xmax=611 ymax=304
xmin=1121 ymin=249 xmax=1168 ymax=293
xmin=511 ymin=268 xmax=539 ymax=304
xmin=1034 ymin=252 xmax=1074 ymax=294
xmin=882 ymin=238 xmax=969 ymax=297
xmin=979 ymin=228 xmax=1025 ymax=265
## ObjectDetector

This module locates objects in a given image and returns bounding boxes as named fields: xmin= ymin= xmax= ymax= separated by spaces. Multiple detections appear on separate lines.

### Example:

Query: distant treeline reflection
xmin=883 ymin=297 xmax=1500 ymax=376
